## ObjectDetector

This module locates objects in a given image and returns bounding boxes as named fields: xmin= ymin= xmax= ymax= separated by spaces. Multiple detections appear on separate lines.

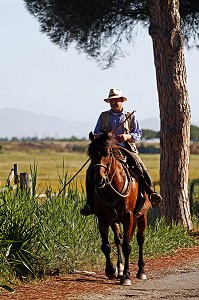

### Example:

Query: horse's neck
xmin=111 ymin=156 xmax=126 ymax=178
xmin=112 ymin=148 xmax=127 ymax=165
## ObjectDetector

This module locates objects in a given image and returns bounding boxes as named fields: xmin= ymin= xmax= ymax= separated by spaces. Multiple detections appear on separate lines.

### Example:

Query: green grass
xmin=0 ymin=186 xmax=197 ymax=291
xmin=0 ymin=187 xmax=103 ymax=285
xmin=144 ymin=218 xmax=197 ymax=257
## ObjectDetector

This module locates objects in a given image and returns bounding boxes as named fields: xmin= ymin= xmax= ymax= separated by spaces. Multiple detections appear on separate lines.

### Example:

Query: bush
xmin=0 ymin=187 xmax=103 ymax=282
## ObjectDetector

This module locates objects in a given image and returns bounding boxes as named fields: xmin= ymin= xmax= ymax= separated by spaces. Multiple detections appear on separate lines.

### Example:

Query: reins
xmin=111 ymin=110 xmax=136 ymax=135
xmin=107 ymin=172 xmax=131 ymax=198
xmin=94 ymin=149 xmax=131 ymax=199
xmin=94 ymin=154 xmax=132 ymax=219
xmin=57 ymin=157 xmax=90 ymax=196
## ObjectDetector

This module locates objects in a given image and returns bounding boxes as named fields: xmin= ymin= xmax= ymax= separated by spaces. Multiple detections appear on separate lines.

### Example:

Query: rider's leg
xmin=123 ymin=150 xmax=162 ymax=208
xmin=139 ymin=174 xmax=162 ymax=208
xmin=80 ymin=164 xmax=95 ymax=216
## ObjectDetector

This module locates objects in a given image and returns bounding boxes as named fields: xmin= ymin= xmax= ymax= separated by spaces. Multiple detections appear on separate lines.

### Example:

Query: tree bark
xmin=149 ymin=0 xmax=192 ymax=230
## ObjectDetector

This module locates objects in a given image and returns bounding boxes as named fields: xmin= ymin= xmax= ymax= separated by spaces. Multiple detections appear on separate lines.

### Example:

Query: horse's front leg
xmin=136 ymin=214 xmax=147 ymax=280
xmin=120 ymin=212 xmax=135 ymax=286
xmin=98 ymin=220 xmax=118 ymax=280
xmin=111 ymin=222 xmax=124 ymax=278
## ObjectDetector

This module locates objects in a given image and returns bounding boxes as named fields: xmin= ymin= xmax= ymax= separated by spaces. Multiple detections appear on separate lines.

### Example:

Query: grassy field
xmin=0 ymin=151 xmax=88 ymax=192
xmin=0 ymin=141 xmax=199 ymax=193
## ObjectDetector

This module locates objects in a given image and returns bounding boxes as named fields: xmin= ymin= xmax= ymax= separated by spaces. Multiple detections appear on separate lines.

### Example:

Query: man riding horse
xmin=81 ymin=88 xmax=162 ymax=216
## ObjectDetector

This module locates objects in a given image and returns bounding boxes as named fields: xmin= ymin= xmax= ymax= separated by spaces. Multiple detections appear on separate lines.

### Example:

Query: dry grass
xmin=0 ymin=141 xmax=88 ymax=192
xmin=0 ymin=141 xmax=198 ymax=193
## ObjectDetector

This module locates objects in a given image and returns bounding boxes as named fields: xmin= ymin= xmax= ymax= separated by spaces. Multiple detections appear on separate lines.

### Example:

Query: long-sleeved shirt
xmin=94 ymin=109 xmax=142 ymax=148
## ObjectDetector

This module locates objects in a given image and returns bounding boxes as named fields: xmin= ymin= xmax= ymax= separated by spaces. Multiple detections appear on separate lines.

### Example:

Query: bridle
xmin=92 ymin=148 xmax=131 ymax=198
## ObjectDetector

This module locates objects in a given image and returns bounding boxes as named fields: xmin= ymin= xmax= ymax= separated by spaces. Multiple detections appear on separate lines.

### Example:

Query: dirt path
xmin=1 ymin=246 xmax=199 ymax=300
xmin=81 ymin=257 xmax=199 ymax=300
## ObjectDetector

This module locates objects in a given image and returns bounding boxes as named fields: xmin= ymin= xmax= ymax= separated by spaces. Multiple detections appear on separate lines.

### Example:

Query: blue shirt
xmin=94 ymin=109 xmax=142 ymax=148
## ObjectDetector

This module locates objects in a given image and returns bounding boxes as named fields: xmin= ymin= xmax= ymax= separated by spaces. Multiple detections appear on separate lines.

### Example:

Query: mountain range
xmin=0 ymin=108 xmax=94 ymax=139
xmin=0 ymin=108 xmax=198 ymax=139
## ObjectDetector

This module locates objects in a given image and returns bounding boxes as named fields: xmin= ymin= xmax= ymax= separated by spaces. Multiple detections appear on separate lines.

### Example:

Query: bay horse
xmin=87 ymin=131 xmax=151 ymax=285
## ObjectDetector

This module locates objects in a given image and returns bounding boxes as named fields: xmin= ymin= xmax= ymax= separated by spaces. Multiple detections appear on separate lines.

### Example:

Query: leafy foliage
xmin=0 ymin=186 xmax=102 ymax=282
xmin=23 ymin=0 xmax=199 ymax=67
xmin=143 ymin=217 xmax=197 ymax=257
xmin=0 ymin=190 xmax=41 ymax=278
xmin=141 ymin=124 xmax=199 ymax=141
xmin=190 ymin=125 xmax=199 ymax=141
xmin=141 ymin=129 xmax=159 ymax=140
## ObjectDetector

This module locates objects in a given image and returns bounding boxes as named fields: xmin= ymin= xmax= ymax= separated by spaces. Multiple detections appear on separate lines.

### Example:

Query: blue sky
xmin=0 ymin=0 xmax=198 ymax=124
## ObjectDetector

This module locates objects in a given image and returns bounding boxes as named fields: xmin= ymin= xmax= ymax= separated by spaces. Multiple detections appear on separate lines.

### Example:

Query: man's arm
xmin=94 ymin=115 xmax=102 ymax=135
xmin=130 ymin=115 xmax=142 ymax=142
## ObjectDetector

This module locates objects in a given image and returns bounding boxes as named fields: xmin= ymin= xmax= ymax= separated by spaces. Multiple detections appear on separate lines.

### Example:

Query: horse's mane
xmin=87 ymin=132 xmax=120 ymax=158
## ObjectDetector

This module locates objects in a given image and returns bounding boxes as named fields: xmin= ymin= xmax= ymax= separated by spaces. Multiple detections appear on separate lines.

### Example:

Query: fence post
xmin=20 ymin=173 xmax=30 ymax=192
xmin=14 ymin=163 xmax=19 ymax=185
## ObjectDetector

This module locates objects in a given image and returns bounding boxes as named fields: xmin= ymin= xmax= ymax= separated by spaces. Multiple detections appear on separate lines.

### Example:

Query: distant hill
xmin=0 ymin=108 xmax=161 ymax=139
xmin=140 ymin=118 xmax=160 ymax=131
xmin=0 ymin=108 xmax=94 ymax=139
xmin=0 ymin=108 xmax=197 ymax=139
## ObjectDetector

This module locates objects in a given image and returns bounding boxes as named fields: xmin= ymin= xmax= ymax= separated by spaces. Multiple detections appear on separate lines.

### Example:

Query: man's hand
xmin=117 ymin=134 xmax=132 ymax=143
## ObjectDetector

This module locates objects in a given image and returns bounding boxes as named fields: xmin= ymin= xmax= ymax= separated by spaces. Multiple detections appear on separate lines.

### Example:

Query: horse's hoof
xmin=105 ymin=266 xmax=118 ymax=280
xmin=136 ymin=272 xmax=147 ymax=280
xmin=120 ymin=277 xmax=132 ymax=286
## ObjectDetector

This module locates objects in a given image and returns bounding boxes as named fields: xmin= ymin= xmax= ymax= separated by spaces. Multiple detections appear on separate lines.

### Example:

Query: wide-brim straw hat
xmin=104 ymin=88 xmax=127 ymax=103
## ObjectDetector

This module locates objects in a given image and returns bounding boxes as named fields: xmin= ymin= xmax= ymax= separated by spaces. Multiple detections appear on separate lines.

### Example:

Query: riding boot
xmin=80 ymin=164 xmax=95 ymax=216
xmin=80 ymin=190 xmax=95 ymax=215
xmin=149 ymin=192 xmax=162 ymax=208
xmin=140 ymin=176 xmax=162 ymax=208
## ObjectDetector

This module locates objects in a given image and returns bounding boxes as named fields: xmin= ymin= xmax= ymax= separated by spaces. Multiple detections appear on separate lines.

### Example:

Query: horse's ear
xmin=89 ymin=131 xmax=94 ymax=141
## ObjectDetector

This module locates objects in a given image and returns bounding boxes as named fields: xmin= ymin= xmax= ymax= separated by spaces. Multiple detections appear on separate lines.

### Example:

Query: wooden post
xmin=20 ymin=173 xmax=30 ymax=192
xmin=14 ymin=164 xmax=19 ymax=184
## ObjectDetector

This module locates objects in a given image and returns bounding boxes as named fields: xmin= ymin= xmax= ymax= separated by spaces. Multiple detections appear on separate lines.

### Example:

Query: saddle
xmin=115 ymin=147 xmax=143 ymax=181
xmin=115 ymin=146 xmax=150 ymax=205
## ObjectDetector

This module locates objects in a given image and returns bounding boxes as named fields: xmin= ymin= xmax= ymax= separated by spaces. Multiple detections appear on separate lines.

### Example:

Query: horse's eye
xmin=97 ymin=150 xmax=101 ymax=156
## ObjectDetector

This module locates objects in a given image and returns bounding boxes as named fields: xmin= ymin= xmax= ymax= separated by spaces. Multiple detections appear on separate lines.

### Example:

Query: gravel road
xmin=79 ymin=258 xmax=199 ymax=300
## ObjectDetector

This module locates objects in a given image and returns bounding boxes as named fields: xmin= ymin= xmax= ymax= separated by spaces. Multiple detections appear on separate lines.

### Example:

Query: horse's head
xmin=88 ymin=131 xmax=117 ymax=188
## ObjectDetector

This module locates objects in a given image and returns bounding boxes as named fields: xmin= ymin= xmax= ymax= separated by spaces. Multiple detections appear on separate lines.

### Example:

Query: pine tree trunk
xmin=149 ymin=0 xmax=192 ymax=230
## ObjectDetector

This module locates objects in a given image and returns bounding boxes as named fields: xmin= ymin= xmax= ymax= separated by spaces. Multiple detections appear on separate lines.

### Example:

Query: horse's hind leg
xmin=136 ymin=214 xmax=147 ymax=280
xmin=111 ymin=223 xmax=124 ymax=278
xmin=99 ymin=221 xmax=118 ymax=280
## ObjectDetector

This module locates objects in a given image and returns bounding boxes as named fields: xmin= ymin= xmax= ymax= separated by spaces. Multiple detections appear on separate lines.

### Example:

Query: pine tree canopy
xmin=24 ymin=1 xmax=199 ymax=67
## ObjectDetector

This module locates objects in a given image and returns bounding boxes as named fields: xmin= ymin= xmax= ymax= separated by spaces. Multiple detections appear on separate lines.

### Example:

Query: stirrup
xmin=149 ymin=192 xmax=162 ymax=208
xmin=80 ymin=204 xmax=94 ymax=216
